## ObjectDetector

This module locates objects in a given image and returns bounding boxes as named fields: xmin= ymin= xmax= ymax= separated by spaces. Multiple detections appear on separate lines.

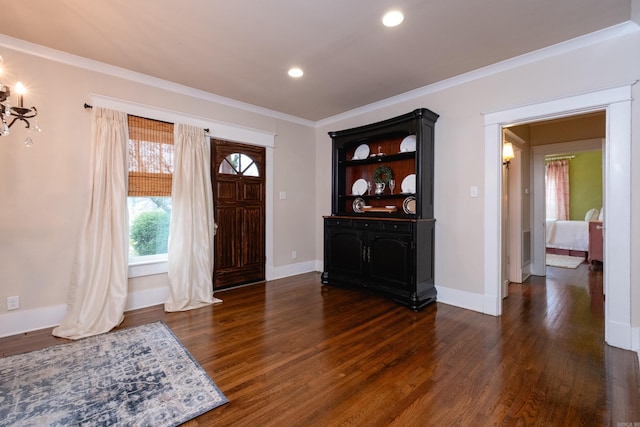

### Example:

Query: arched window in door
xmin=218 ymin=153 xmax=259 ymax=177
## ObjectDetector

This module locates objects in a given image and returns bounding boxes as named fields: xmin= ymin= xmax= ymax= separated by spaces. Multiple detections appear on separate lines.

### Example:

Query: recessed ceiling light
xmin=382 ymin=10 xmax=404 ymax=27
xmin=288 ymin=67 xmax=304 ymax=78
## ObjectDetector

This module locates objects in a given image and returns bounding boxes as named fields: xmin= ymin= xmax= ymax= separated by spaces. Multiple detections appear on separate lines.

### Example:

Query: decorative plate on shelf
xmin=400 ymin=135 xmax=416 ymax=153
xmin=352 ymin=197 xmax=366 ymax=213
xmin=352 ymin=144 xmax=370 ymax=160
xmin=403 ymin=196 xmax=416 ymax=214
xmin=351 ymin=178 xmax=368 ymax=196
xmin=362 ymin=206 xmax=397 ymax=213
xmin=401 ymin=174 xmax=416 ymax=194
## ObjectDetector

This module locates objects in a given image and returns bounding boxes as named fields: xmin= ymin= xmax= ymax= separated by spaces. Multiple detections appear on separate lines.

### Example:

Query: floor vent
xmin=522 ymin=230 xmax=531 ymax=265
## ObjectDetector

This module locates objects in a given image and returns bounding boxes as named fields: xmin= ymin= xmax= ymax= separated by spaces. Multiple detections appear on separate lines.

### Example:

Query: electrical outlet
xmin=7 ymin=296 xmax=20 ymax=311
xmin=291 ymin=250 xmax=297 ymax=260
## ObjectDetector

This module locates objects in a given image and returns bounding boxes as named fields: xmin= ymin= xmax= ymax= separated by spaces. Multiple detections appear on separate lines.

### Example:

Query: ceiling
xmin=0 ymin=0 xmax=632 ymax=121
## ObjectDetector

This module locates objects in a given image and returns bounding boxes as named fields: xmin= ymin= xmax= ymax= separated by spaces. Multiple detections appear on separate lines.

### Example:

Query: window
xmin=127 ymin=116 xmax=174 ymax=264
xmin=545 ymin=159 xmax=569 ymax=220
xmin=218 ymin=153 xmax=259 ymax=177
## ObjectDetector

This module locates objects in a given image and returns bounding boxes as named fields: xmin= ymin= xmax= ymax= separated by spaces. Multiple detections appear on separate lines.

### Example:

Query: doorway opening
xmin=502 ymin=113 xmax=605 ymax=340
xmin=505 ymin=111 xmax=604 ymax=280
xmin=484 ymin=84 xmax=632 ymax=350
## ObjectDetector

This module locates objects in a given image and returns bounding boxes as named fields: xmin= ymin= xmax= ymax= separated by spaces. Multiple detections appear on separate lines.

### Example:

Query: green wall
xmin=569 ymin=150 xmax=602 ymax=220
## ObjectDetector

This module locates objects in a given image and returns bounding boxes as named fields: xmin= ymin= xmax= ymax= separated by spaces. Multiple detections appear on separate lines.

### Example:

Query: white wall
xmin=2 ymin=22 xmax=639 ymax=342
xmin=0 ymin=44 xmax=316 ymax=336
xmin=315 ymin=24 xmax=640 ymax=324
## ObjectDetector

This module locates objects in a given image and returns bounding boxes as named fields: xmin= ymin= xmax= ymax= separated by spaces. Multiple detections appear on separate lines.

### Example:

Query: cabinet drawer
xmin=325 ymin=218 xmax=352 ymax=227
xmin=352 ymin=220 xmax=380 ymax=230
xmin=381 ymin=221 xmax=412 ymax=233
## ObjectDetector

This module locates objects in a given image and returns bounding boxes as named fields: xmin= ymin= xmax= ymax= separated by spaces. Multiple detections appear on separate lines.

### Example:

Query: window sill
xmin=128 ymin=255 xmax=168 ymax=278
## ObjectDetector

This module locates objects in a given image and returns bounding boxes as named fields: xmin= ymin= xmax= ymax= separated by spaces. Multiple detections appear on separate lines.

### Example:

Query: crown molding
xmin=1 ymin=20 xmax=638 ymax=129
xmin=0 ymin=33 xmax=315 ymax=128
xmin=316 ymin=21 xmax=640 ymax=128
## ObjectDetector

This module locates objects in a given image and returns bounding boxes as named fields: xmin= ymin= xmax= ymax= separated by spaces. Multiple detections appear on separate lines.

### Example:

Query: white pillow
xmin=598 ymin=207 xmax=604 ymax=221
xmin=584 ymin=208 xmax=599 ymax=222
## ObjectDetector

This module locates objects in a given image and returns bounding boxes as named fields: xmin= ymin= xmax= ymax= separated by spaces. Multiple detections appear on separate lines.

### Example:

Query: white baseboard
xmin=0 ymin=262 xmax=321 ymax=338
xmin=314 ymin=263 xmax=499 ymax=317
xmin=436 ymin=285 xmax=487 ymax=314
xmin=0 ymin=286 xmax=170 ymax=338
xmin=0 ymin=304 xmax=67 ymax=338
xmin=271 ymin=260 xmax=317 ymax=280
xmin=606 ymin=320 xmax=633 ymax=350
xmin=124 ymin=286 xmax=169 ymax=311
xmin=632 ymin=326 xmax=640 ymax=366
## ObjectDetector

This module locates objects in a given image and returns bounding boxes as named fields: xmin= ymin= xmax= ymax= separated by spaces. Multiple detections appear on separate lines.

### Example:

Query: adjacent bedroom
xmin=545 ymin=149 xmax=603 ymax=269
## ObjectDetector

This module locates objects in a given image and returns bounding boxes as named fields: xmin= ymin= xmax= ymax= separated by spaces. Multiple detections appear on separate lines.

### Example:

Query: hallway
xmin=506 ymin=261 xmax=638 ymax=424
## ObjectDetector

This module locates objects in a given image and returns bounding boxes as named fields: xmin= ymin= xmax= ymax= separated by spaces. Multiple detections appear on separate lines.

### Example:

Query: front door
xmin=211 ymin=139 xmax=266 ymax=289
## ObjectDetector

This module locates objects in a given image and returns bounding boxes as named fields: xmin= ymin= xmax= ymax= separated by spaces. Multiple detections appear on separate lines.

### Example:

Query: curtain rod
xmin=83 ymin=103 xmax=210 ymax=133
xmin=545 ymin=155 xmax=575 ymax=162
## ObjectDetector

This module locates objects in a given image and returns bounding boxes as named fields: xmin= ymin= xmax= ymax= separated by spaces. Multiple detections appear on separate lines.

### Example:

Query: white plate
xmin=400 ymin=135 xmax=416 ymax=153
xmin=352 ymin=178 xmax=368 ymax=196
xmin=401 ymin=174 xmax=416 ymax=194
xmin=353 ymin=144 xmax=370 ymax=160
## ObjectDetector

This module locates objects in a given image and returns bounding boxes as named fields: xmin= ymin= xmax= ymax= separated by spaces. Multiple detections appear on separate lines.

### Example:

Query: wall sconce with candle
xmin=502 ymin=142 xmax=515 ymax=167
xmin=0 ymin=54 xmax=41 ymax=146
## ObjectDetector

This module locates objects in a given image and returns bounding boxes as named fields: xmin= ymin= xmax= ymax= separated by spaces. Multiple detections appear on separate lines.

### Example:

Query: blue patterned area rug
xmin=0 ymin=321 xmax=227 ymax=426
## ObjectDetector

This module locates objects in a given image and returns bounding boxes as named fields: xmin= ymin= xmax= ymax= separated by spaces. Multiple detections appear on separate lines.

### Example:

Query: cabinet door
xmin=588 ymin=221 xmax=603 ymax=263
xmin=326 ymin=227 xmax=366 ymax=276
xmin=367 ymin=232 xmax=413 ymax=289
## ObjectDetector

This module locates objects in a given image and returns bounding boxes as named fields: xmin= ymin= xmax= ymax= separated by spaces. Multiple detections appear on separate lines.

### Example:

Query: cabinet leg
xmin=321 ymin=271 xmax=329 ymax=284
xmin=393 ymin=295 xmax=436 ymax=312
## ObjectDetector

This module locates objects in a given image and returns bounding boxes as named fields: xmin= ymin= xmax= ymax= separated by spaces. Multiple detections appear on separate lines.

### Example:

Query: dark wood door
xmin=211 ymin=139 xmax=265 ymax=289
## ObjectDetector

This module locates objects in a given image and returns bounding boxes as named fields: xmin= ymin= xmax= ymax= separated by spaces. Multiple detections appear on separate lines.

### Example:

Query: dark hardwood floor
xmin=2 ymin=264 xmax=639 ymax=426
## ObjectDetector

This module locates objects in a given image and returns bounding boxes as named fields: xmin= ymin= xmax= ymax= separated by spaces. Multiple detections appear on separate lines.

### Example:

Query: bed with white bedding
xmin=545 ymin=208 xmax=601 ymax=256
xmin=546 ymin=220 xmax=589 ymax=252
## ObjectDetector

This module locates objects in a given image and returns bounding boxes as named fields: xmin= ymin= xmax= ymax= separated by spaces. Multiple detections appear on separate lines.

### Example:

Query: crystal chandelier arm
xmin=7 ymin=106 xmax=38 ymax=129
xmin=12 ymin=105 xmax=38 ymax=118
xmin=7 ymin=115 xmax=30 ymax=129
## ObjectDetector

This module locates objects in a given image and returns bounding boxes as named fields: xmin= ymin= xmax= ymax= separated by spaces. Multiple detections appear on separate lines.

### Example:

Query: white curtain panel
xmin=165 ymin=124 xmax=221 ymax=311
xmin=52 ymin=108 xmax=129 ymax=340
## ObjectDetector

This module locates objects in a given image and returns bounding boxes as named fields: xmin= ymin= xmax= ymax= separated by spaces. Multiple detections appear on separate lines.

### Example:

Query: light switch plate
xmin=7 ymin=296 xmax=19 ymax=311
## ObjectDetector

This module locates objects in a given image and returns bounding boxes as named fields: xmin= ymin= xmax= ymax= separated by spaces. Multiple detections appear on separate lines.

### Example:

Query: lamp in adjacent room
xmin=502 ymin=142 xmax=515 ymax=167
xmin=0 ymin=54 xmax=41 ymax=146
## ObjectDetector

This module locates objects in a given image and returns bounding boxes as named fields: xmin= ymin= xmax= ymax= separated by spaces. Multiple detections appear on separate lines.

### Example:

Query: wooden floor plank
xmin=1 ymin=265 xmax=639 ymax=426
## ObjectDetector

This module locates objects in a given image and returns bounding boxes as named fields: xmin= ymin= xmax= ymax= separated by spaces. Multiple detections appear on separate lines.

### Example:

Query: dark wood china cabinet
xmin=322 ymin=108 xmax=439 ymax=311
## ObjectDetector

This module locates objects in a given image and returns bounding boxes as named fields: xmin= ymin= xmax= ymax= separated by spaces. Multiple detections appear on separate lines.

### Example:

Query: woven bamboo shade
xmin=128 ymin=116 xmax=174 ymax=196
